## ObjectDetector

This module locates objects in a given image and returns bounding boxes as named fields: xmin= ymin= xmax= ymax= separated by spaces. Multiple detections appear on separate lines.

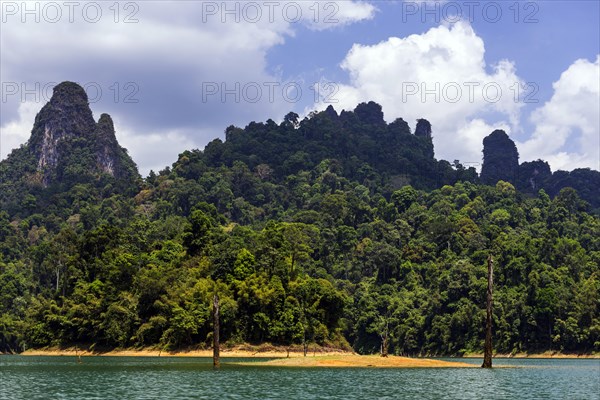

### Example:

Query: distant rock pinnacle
xmin=480 ymin=130 xmax=519 ymax=185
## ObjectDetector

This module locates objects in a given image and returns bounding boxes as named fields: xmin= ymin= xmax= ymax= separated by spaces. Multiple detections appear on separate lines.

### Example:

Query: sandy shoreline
xmin=19 ymin=349 xmax=310 ymax=358
xmin=18 ymin=346 xmax=349 ymax=359
xmin=235 ymin=355 xmax=476 ymax=368
xmin=14 ymin=347 xmax=599 ymax=360
xmin=15 ymin=347 xmax=477 ymax=368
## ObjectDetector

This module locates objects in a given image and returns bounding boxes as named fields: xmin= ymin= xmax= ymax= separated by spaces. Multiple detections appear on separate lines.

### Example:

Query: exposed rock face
xmin=30 ymin=82 xmax=97 ymax=177
xmin=0 ymin=81 xmax=140 ymax=208
xmin=23 ymin=81 xmax=139 ymax=186
xmin=480 ymin=130 xmax=519 ymax=185
xmin=95 ymin=113 xmax=137 ymax=179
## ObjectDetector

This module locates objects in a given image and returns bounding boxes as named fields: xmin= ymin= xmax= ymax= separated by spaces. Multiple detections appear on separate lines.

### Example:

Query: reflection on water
xmin=1 ymin=356 xmax=599 ymax=400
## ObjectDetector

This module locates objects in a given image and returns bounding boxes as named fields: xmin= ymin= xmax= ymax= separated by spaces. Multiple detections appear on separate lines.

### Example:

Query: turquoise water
xmin=1 ymin=356 xmax=598 ymax=399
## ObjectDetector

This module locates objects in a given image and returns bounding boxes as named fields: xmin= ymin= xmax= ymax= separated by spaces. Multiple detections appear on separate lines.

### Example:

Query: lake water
xmin=1 ymin=356 xmax=598 ymax=399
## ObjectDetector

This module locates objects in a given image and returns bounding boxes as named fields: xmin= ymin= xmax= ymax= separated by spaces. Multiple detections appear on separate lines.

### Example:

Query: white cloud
xmin=304 ymin=1 xmax=376 ymax=30
xmin=322 ymin=21 xmax=524 ymax=166
xmin=0 ymin=1 xmax=375 ymax=174
xmin=455 ymin=119 xmax=512 ymax=168
xmin=0 ymin=101 xmax=37 ymax=160
xmin=115 ymin=125 xmax=198 ymax=177
xmin=3 ymin=3 xmax=597 ymax=176
xmin=518 ymin=56 xmax=600 ymax=171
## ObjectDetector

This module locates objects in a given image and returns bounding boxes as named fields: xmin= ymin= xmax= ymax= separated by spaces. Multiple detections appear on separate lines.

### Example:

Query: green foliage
xmin=0 ymin=98 xmax=598 ymax=356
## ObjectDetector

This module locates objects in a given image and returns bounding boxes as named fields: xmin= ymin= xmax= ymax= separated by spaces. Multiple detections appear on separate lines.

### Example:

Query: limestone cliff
xmin=0 ymin=81 xmax=140 ymax=214
xmin=24 ymin=82 xmax=139 ymax=185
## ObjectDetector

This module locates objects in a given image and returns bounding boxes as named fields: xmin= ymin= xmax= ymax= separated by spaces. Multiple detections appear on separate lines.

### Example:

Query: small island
xmin=236 ymin=354 xmax=475 ymax=368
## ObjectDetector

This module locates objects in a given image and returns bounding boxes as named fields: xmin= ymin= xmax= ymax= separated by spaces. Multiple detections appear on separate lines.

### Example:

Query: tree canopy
xmin=1 ymin=96 xmax=598 ymax=355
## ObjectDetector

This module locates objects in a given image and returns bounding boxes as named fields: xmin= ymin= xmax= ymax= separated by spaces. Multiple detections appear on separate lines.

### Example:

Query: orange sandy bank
xmin=236 ymin=355 xmax=476 ymax=368
xmin=20 ymin=349 xmax=475 ymax=367
xmin=19 ymin=347 xmax=598 ymax=360
xmin=20 ymin=346 xmax=348 ymax=358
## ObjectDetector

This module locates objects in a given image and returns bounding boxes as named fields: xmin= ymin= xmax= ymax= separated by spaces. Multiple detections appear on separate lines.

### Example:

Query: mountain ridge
xmin=1 ymin=81 xmax=599 ymax=215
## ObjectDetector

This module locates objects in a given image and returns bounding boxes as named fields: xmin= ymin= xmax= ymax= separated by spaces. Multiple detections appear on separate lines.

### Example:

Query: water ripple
xmin=1 ymin=356 xmax=598 ymax=400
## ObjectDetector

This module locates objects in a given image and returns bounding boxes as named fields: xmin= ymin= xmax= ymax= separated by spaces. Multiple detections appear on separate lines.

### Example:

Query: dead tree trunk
xmin=303 ymin=329 xmax=308 ymax=357
xmin=380 ymin=320 xmax=389 ymax=357
xmin=213 ymin=294 xmax=220 ymax=369
xmin=482 ymin=254 xmax=494 ymax=368
xmin=301 ymin=301 xmax=308 ymax=357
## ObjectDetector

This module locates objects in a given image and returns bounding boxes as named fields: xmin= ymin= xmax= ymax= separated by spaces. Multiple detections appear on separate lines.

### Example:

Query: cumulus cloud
xmin=0 ymin=101 xmax=38 ymax=160
xmin=304 ymin=1 xmax=376 ymax=30
xmin=321 ymin=21 xmax=524 ymax=166
xmin=455 ymin=119 xmax=512 ymax=169
xmin=518 ymin=56 xmax=600 ymax=171
xmin=311 ymin=22 xmax=598 ymax=172
xmin=114 ymin=125 xmax=199 ymax=176
xmin=2 ymin=3 xmax=597 ymax=175
xmin=0 ymin=0 xmax=375 ymax=175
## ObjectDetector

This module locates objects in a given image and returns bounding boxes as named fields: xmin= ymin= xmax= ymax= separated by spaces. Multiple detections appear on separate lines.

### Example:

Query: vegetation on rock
xmin=0 ymin=82 xmax=598 ymax=355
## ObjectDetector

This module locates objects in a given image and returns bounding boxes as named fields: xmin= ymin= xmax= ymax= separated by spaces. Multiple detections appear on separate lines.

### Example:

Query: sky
xmin=1 ymin=0 xmax=599 ymax=176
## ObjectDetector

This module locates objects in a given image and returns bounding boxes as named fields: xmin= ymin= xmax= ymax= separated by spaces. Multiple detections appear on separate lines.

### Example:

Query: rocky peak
xmin=48 ymin=81 xmax=90 ymax=109
xmin=36 ymin=81 xmax=96 ymax=134
xmin=94 ymin=113 xmax=137 ymax=179
xmin=415 ymin=119 xmax=432 ymax=138
xmin=96 ymin=114 xmax=119 ymax=176
xmin=324 ymin=105 xmax=338 ymax=119
xmin=30 ymin=82 xmax=97 ymax=179
xmin=480 ymin=130 xmax=519 ymax=185
xmin=96 ymin=113 xmax=117 ymax=142
xmin=414 ymin=119 xmax=434 ymax=159
xmin=4 ymin=81 xmax=139 ymax=188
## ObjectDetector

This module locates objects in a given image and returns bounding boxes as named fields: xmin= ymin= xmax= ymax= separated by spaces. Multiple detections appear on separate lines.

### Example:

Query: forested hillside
xmin=0 ymin=82 xmax=598 ymax=355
